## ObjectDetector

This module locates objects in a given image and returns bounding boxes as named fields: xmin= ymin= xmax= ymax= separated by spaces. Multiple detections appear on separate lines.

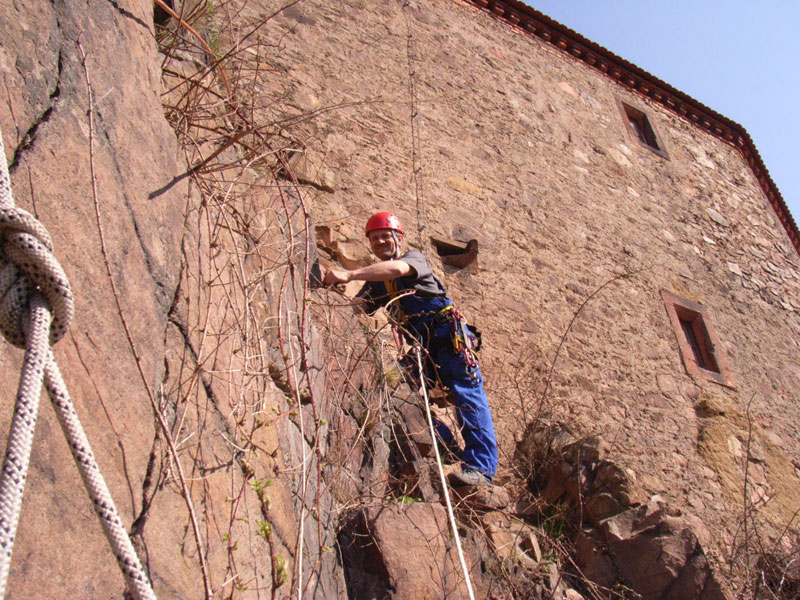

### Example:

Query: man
xmin=323 ymin=211 xmax=498 ymax=486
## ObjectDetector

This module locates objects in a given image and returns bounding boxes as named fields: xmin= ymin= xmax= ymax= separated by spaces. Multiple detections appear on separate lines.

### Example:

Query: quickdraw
xmin=441 ymin=306 xmax=479 ymax=372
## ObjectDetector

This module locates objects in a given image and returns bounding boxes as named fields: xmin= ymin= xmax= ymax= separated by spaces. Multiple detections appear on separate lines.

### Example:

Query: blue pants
xmin=420 ymin=330 xmax=498 ymax=480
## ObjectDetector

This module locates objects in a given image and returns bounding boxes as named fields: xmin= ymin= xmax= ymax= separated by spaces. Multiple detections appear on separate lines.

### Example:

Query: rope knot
xmin=0 ymin=206 xmax=74 ymax=347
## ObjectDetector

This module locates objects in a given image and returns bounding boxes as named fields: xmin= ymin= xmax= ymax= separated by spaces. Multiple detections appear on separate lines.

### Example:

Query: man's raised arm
xmin=322 ymin=260 xmax=414 ymax=287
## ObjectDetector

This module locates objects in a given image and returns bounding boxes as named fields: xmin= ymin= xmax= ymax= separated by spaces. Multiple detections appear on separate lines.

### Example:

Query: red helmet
xmin=365 ymin=211 xmax=404 ymax=236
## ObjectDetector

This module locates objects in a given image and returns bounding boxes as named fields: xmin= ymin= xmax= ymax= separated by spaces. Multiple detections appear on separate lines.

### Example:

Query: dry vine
xmin=151 ymin=1 xmax=404 ymax=597
xmin=152 ymin=2 xmax=673 ymax=599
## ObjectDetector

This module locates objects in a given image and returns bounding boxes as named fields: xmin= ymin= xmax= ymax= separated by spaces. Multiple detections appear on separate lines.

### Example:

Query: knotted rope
xmin=0 ymin=131 xmax=156 ymax=599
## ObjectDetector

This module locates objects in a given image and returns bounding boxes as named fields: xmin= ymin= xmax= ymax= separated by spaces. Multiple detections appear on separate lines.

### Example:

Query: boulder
xmin=482 ymin=511 xmax=540 ymax=568
xmin=522 ymin=430 xmax=732 ymax=600
xmin=453 ymin=481 xmax=511 ymax=511
xmin=574 ymin=499 xmax=731 ymax=600
xmin=339 ymin=502 xmax=480 ymax=599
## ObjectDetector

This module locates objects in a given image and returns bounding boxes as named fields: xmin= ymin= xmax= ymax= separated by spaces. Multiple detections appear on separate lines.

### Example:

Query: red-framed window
xmin=661 ymin=290 xmax=735 ymax=388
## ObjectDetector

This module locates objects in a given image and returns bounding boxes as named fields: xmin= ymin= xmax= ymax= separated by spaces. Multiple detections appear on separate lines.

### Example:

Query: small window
xmin=618 ymin=100 xmax=668 ymax=158
xmin=678 ymin=313 xmax=719 ymax=373
xmin=662 ymin=291 xmax=735 ymax=388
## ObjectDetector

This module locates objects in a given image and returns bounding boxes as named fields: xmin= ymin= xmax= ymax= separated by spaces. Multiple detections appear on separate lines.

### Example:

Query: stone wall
xmin=261 ymin=0 xmax=800 ymax=561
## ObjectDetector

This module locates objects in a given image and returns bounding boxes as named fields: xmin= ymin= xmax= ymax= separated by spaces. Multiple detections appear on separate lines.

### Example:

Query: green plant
xmin=356 ymin=408 xmax=376 ymax=433
xmin=395 ymin=495 xmax=421 ymax=504
xmin=540 ymin=502 xmax=569 ymax=540
xmin=250 ymin=478 xmax=273 ymax=507
xmin=384 ymin=368 xmax=403 ymax=388
xmin=256 ymin=518 xmax=273 ymax=540
xmin=274 ymin=554 xmax=287 ymax=587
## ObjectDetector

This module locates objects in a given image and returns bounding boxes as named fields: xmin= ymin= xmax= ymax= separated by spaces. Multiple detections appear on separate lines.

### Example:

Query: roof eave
xmin=462 ymin=0 xmax=800 ymax=257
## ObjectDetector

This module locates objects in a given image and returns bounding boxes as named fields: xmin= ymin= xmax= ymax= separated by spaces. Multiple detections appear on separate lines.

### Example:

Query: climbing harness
xmin=0 ymin=130 xmax=156 ymax=599
xmin=386 ymin=292 xmax=481 ymax=379
xmin=413 ymin=345 xmax=476 ymax=600
xmin=404 ymin=304 xmax=481 ymax=374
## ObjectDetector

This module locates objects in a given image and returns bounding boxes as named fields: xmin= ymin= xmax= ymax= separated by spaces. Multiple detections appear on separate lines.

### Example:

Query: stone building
xmin=0 ymin=0 xmax=797 ymax=598
xmin=280 ymin=0 xmax=799 ymax=535
xmin=269 ymin=0 xmax=800 ymax=589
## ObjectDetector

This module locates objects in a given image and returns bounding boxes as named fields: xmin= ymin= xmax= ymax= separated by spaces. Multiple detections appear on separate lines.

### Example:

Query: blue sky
xmin=528 ymin=1 xmax=800 ymax=227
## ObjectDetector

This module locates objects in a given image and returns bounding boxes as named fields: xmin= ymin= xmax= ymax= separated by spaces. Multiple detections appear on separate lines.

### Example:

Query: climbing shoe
xmin=449 ymin=467 xmax=491 ymax=488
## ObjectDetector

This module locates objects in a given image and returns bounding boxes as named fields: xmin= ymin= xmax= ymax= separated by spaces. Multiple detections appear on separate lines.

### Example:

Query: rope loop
xmin=0 ymin=131 xmax=155 ymax=599
xmin=0 ymin=207 xmax=74 ymax=347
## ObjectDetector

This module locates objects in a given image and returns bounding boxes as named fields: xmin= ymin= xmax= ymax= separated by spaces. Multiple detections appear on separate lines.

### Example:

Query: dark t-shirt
xmin=356 ymin=250 xmax=447 ymax=315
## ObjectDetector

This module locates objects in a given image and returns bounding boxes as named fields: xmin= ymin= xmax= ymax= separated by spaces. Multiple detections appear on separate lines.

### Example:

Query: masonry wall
xmin=263 ymin=0 xmax=800 ymax=557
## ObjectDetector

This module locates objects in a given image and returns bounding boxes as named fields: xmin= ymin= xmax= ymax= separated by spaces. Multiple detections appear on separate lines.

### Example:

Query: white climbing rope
xmin=413 ymin=344 xmax=476 ymax=600
xmin=0 ymin=130 xmax=156 ymax=600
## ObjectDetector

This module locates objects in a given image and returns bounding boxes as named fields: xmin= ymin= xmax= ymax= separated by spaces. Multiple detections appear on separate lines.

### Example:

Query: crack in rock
xmin=9 ymin=50 xmax=62 ymax=171
xmin=91 ymin=105 xmax=173 ymax=308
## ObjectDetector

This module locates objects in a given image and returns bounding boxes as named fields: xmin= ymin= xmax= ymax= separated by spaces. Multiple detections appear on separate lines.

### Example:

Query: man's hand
xmin=323 ymin=269 xmax=351 ymax=288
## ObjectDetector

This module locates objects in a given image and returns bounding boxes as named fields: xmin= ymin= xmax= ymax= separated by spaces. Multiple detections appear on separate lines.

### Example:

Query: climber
xmin=323 ymin=211 xmax=498 ymax=487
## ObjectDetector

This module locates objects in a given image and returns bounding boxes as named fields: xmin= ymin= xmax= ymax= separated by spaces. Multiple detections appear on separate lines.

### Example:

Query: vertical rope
xmin=413 ymin=345 xmax=476 ymax=600
xmin=44 ymin=355 xmax=157 ymax=599
xmin=0 ymin=294 xmax=50 ymax=596
xmin=0 ymin=123 xmax=48 ymax=598
xmin=0 ymin=129 xmax=156 ymax=599
xmin=401 ymin=1 xmax=428 ymax=251
xmin=0 ymin=135 xmax=12 ymax=209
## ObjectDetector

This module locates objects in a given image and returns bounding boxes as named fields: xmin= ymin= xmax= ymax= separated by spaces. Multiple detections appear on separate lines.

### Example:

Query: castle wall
xmin=265 ymin=0 xmax=800 ymax=551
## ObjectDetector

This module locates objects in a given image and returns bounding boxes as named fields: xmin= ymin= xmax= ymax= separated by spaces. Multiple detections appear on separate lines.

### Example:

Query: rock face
xmin=1 ymin=0 xmax=186 ymax=597
xmin=339 ymin=502 xmax=477 ymax=599
xmin=1 ymin=0 xmax=798 ymax=598
xmin=519 ymin=428 xmax=730 ymax=599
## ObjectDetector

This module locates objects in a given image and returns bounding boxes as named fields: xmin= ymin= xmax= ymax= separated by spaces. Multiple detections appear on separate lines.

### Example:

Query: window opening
xmin=618 ymin=100 xmax=668 ymax=158
xmin=678 ymin=313 xmax=719 ymax=373
xmin=430 ymin=237 xmax=478 ymax=270
xmin=662 ymin=291 xmax=734 ymax=387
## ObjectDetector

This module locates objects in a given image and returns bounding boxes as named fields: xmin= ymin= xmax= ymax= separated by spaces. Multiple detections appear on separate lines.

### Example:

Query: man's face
xmin=368 ymin=228 xmax=401 ymax=260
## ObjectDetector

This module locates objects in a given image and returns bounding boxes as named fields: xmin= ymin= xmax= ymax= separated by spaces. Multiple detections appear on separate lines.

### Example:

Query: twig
xmin=153 ymin=0 xmax=233 ymax=104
